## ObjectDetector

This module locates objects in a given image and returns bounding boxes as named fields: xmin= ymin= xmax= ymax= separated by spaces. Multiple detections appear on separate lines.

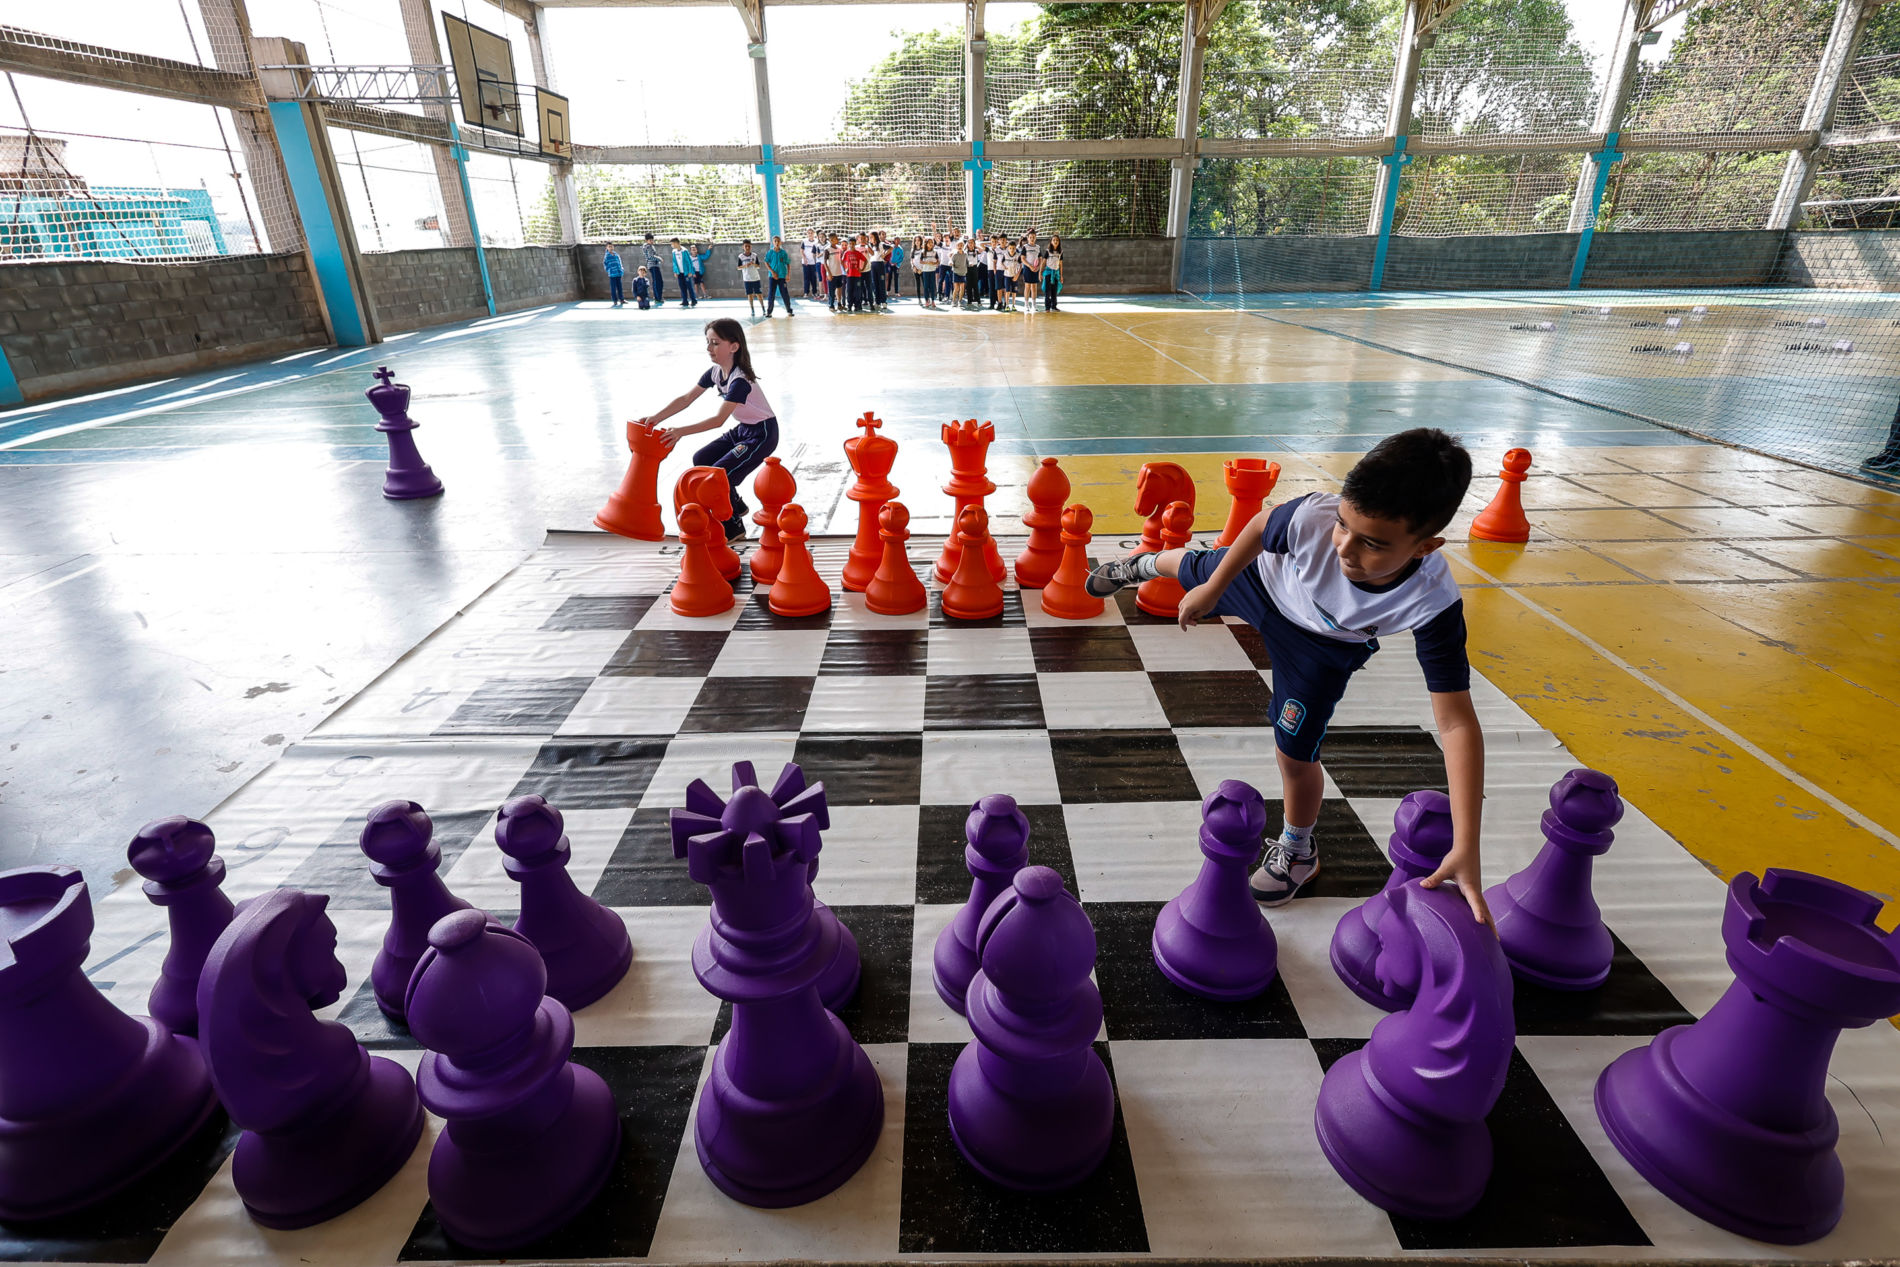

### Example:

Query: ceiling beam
xmin=0 ymin=25 xmax=261 ymax=110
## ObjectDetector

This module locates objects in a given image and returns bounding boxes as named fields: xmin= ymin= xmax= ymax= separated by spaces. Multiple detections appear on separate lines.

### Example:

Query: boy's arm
xmin=1420 ymin=689 xmax=1493 ymax=928
xmin=1176 ymin=506 xmax=1271 ymax=629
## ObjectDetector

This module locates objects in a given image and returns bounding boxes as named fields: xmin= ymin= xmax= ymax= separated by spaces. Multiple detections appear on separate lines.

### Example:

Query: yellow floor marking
xmin=1770 ymin=503 xmax=1900 ymax=536
xmin=1083 ymin=314 xmax=1212 ymax=384
xmin=1525 ymin=508 xmax=1697 ymax=541
xmin=1663 ymin=581 xmax=1899 ymax=704
xmin=1741 ymin=537 xmax=1900 ymax=580
xmin=1444 ymin=542 xmax=1645 ymax=586
xmin=1087 ymin=311 xmax=1482 ymax=384
xmin=1562 ymin=472 xmax=1739 ymax=508
xmin=1583 ymin=541 xmax=1810 ymax=584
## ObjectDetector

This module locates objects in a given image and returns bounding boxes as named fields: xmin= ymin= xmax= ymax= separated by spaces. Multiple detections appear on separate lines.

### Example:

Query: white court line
xmin=149 ymin=374 xmax=240 ymax=401
xmin=0 ymin=377 xmax=302 ymax=451
xmin=1457 ymin=553 xmax=1900 ymax=849
xmin=382 ymin=331 xmax=417 ymax=341
xmin=0 ymin=378 xmax=180 ymax=421
xmin=315 ymin=349 xmax=374 ymax=366
xmin=0 ymin=560 xmax=102 ymax=607
xmin=1089 ymin=313 xmax=1213 ymax=383
xmin=271 ymin=348 xmax=330 ymax=363
xmin=475 ymin=305 xmax=554 ymax=324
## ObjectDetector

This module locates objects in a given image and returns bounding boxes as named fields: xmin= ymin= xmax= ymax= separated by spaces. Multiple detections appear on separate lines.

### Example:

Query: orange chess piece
xmin=670 ymin=504 xmax=735 ymax=618
xmin=940 ymin=506 xmax=1005 ymax=621
xmin=933 ymin=419 xmax=1006 ymax=584
xmin=1014 ymin=457 xmax=1069 ymax=588
xmin=842 ymin=412 xmax=899 ymax=592
xmin=595 ymin=420 xmax=674 ymax=540
xmin=749 ymin=457 xmax=796 ymax=584
xmin=768 ymin=504 xmax=831 ymax=617
xmin=1135 ymin=462 xmax=1195 ymax=554
xmin=1039 ymin=503 xmax=1105 ymax=621
xmin=1217 ymin=458 xmax=1281 ymax=547
xmin=673 ymin=467 xmax=742 ymax=581
xmin=1470 ymin=448 xmax=1533 ymax=543
xmin=865 ymin=502 xmax=927 ymax=616
xmin=1136 ymin=501 xmax=1193 ymax=618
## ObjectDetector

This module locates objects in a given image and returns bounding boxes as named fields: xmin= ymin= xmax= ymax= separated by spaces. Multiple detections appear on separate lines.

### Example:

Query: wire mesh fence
xmin=1396 ymin=153 xmax=1584 ymax=236
xmin=573 ymin=162 xmax=764 ymax=242
xmin=464 ymin=150 xmax=561 ymax=247
xmin=1412 ymin=4 xmax=1604 ymax=145
xmin=325 ymin=128 xmax=445 ymax=252
xmin=1189 ymin=155 xmax=1380 ymax=236
xmin=986 ymin=13 xmax=1182 ymax=143
xmin=1598 ymin=149 xmax=1787 ymax=231
xmin=1803 ymin=140 xmax=1900 ymax=229
xmin=1621 ymin=2 xmax=1830 ymax=136
xmin=781 ymin=162 xmax=963 ymax=237
xmin=1834 ymin=50 xmax=1900 ymax=131
xmin=1205 ymin=13 xmax=1396 ymax=141
xmin=984 ymin=157 xmax=1171 ymax=237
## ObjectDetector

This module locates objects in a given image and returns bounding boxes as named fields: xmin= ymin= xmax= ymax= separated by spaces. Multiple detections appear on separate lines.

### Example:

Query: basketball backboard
xmin=442 ymin=12 xmax=522 ymax=137
xmin=537 ymin=88 xmax=571 ymax=158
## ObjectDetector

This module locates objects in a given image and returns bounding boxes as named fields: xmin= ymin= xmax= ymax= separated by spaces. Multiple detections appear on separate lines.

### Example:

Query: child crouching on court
xmin=1088 ymin=428 xmax=1492 ymax=925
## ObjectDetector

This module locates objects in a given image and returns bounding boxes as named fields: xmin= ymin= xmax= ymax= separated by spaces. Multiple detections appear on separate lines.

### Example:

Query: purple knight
xmin=1330 ymin=790 xmax=1454 ymax=1011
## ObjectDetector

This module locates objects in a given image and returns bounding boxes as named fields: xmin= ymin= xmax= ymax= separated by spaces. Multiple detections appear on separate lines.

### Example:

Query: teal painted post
xmin=268 ymin=101 xmax=369 ymax=346
xmin=1569 ymin=131 xmax=1623 ymax=290
xmin=963 ymin=141 xmax=990 ymax=232
xmin=445 ymin=117 xmax=496 ymax=317
xmin=757 ymin=145 xmax=783 ymax=239
xmin=1368 ymin=134 xmax=1410 ymax=292
xmin=0 ymin=345 xmax=22 ymax=407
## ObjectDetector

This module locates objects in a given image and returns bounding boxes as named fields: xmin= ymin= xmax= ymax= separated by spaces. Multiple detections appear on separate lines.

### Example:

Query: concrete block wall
xmin=1775 ymin=231 xmax=1900 ymax=290
xmin=1386 ymin=233 xmax=1577 ymax=290
xmin=1580 ymin=230 xmax=1785 ymax=288
xmin=360 ymin=248 xmax=488 ymax=334
xmin=0 ymin=254 xmax=327 ymax=403
xmin=488 ymin=246 xmax=584 ymax=312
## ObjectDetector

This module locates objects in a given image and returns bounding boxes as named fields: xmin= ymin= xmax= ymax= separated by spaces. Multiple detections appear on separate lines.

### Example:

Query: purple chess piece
xmin=407 ymin=910 xmax=620 ymax=1251
xmin=1153 ymin=780 xmax=1276 ymax=1000
xmin=196 ymin=888 xmax=423 ymax=1228
xmin=127 ymin=815 xmax=235 ymax=1036
xmin=1595 ymin=869 xmax=1900 ymax=1244
xmin=669 ymin=765 xmax=884 ymax=1207
xmin=1314 ymin=882 xmax=1515 ymax=1220
xmin=932 ymin=794 xmax=1030 ymax=1014
xmin=366 ymin=366 xmax=444 ymax=500
xmin=495 ymin=796 xmax=633 ymax=1013
xmin=948 ymin=866 xmax=1114 ymax=1191
xmin=1485 ymin=768 xmax=1623 ymax=990
xmin=0 ymin=867 xmax=219 ymax=1221
xmin=688 ymin=761 xmax=860 ymax=1012
xmin=360 ymin=800 xmax=475 ymax=1023
xmin=1330 ymin=790 xmax=1454 ymax=1011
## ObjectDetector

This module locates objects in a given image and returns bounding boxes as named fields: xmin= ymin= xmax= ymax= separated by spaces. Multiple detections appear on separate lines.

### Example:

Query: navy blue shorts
xmin=1176 ymin=547 xmax=1375 ymax=763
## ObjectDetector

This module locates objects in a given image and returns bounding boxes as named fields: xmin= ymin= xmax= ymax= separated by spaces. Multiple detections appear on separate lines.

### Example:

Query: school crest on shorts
xmin=1277 ymin=698 xmax=1306 ymax=734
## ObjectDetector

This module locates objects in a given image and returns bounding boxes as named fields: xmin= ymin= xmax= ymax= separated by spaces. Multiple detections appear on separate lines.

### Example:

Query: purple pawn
xmin=682 ymin=761 xmax=860 ymax=1012
xmin=128 ymin=815 xmax=234 ymax=1036
xmin=1154 ymin=780 xmax=1276 ymax=1000
xmin=669 ymin=766 xmax=883 ymax=1207
xmin=1485 ymin=768 xmax=1623 ymax=990
xmin=495 ymin=796 xmax=633 ymax=1013
xmin=408 ymin=910 xmax=619 ymax=1251
xmin=1315 ymin=882 xmax=1515 ymax=1220
xmin=933 ymin=794 xmax=1030 ymax=1014
xmin=948 ymin=867 xmax=1113 ymax=1191
xmin=1596 ymin=869 xmax=1900 ymax=1244
xmin=360 ymin=800 xmax=475 ymax=1023
xmin=197 ymin=889 xmax=424 ymax=1228
xmin=1330 ymin=791 xmax=1454 ymax=1011
xmin=0 ymin=867 xmax=218 ymax=1221
xmin=366 ymin=366 xmax=443 ymax=500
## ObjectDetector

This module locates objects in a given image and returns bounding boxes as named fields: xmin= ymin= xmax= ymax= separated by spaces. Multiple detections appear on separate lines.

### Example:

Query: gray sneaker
xmin=1250 ymin=837 xmax=1320 ymax=906
xmin=1086 ymin=556 xmax=1147 ymax=597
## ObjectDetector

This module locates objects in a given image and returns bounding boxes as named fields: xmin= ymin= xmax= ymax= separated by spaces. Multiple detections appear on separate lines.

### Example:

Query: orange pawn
xmin=1470 ymin=448 xmax=1533 ymax=543
xmin=670 ymin=504 xmax=735 ymax=618
xmin=940 ymin=505 xmax=1005 ymax=621
xmin=1135 ymin=461 xmax=1195 ymax=553
xmin=865 ymin=502 xmax=927 ymax=616
xmin=1136 ymin=501 xmax=1193 ymax=618
xmin=595 ymin=420 xmax=675 ymax=540
xmin=768 ymin=504 xmax=831 ymax=617
xmin=1039 ymin=503 xmax=1105 ymax=621
xmin=1014 ymin=457 xmax=1069 ymax=588
xmin=1217 ymin=458 xmax=1281 ymax=547
xmin=674 ymin=466 xmax=742 ymax=581
xmin=750 ymin=457 xmax=796 ymax=584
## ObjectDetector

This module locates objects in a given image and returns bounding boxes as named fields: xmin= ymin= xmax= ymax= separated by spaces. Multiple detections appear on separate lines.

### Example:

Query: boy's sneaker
xmin=1085 ymin=556 xmax=1149 ymax=597
xmin=724 ymin=515 xmax=748 ymax=542
xmin=1250 ymin=836 xmax=1319 ymax=906
xmin=1861 ymin=449 xmax=1900 ymax=474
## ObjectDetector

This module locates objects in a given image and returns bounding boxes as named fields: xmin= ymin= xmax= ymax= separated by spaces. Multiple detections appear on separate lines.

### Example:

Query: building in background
xmin=1 ymin=135 xmax=233 ymax=260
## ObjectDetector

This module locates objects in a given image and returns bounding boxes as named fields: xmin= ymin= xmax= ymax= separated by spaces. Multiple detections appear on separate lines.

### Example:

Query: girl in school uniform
xmin=915 ymin=238 xmax=936 ymax=308
xmin=640 ymin=319 xmax=779 ymax=542
xmin=1042 ymin=235 xmax=1063 ymax=310
xmin=736 ymin=240 xmax=763 ymax=318
xmin=1002 ymin=245 xmax=1023 ymax=312
xmin=950 ymin=239 xmax=967 ymax=307
xmin=963 ymin=238 xmax=982 ymax=309
xmin=1020 ymin=234 xmax=1042 ymax=312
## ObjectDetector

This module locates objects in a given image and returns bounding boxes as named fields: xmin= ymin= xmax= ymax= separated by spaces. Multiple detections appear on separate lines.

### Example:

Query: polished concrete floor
xmin=3 ymin=294 xmax=1897 ymax=926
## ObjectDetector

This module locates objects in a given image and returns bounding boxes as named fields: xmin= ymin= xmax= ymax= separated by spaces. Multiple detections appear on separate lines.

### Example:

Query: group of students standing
xmin=601 ymin=234 xmax=713 ymax=309
xmin=800 ymin=228 xmax=1064 ymax=314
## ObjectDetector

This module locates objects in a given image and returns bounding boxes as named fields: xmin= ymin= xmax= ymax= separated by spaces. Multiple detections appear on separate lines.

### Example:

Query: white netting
xmin=1412 ymin=6 xmax=1604 ymax=144
xmin=832 ymin=29 xmax=965 ymax=147
xmin=1396 ymin=154 xmax=1584 ymax=236
xmin=1833 ymin=50 xmax=1900 ymax=130
xmin=1189 ymin=156 xmax=1379 ymax=235
xmin=780 ymin=162 xmax=963 ymax=236
xmin=1802 ymin=140 xmax=1900 ymax=228
xmin=983 ymin=157 xmax=1170 ymax=237
xmin=538 ymin=6 xmax=755 ymax=146
xmin=1597 ymin=150 xmax=1785 ymax=231
xmin=0 ymin=77 xmax=282 ymax=261
xmin=768 ymin=9 xmax=966 ymax=148
xmin=1204 ymin=17 xmax=1396 ymax=141
xmin=464 ymin=150 xmax=561 ymax=247
xmin=1621 ymin=2 xmax=1830 ymax=135
xmin=326 ymin=129 xmax=448 ymax=251
xmin=573 ymin=163 xmax=764 ymax=241
xmin=244 ymin=0 xmax=413 ymax=66
xmin=986 ymin=14 xmax=1182 ymax=142
xmin=4 ymin=7 xmax=219 ymax=66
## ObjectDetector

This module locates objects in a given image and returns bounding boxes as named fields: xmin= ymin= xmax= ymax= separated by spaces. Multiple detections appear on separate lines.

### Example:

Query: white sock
xmin=1281 ymin=822 xmax=1315 ymax=856
xmin=1130 ymin=553 xmax=1162 ymax=581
